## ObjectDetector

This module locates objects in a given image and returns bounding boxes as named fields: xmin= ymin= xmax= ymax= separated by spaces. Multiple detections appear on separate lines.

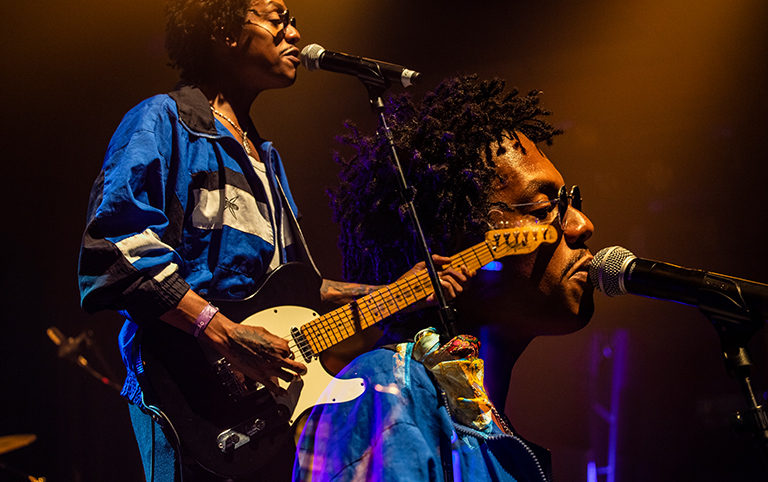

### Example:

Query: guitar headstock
xmin=485 ymin=224 xmax=557 ymax=259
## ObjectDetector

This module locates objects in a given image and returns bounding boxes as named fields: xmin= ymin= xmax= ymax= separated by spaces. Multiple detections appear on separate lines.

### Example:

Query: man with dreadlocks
xmin=294 ymin=75 xmax=596 ymax=482
xmin=77 ymin=1 xmax=469 ymax=480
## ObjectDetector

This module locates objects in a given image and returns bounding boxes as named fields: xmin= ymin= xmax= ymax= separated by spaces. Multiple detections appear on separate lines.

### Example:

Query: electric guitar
xmin=136 ymin=225 xmax=557 ymax=478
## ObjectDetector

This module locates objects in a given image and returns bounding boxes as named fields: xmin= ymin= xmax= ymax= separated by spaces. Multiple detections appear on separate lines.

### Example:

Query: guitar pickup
xmin=216 ymin=403 xmax=290 ymax=453
xmin=291 ymin=327 xmax=314 ymax=363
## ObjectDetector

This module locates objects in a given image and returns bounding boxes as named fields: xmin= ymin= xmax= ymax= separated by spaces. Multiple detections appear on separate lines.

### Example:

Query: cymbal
xmin=0 ymin=434 xmax=36 ymax=455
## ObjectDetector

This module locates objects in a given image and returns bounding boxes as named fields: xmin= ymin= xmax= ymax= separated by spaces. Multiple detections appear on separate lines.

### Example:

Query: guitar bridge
xmin=291 ymin=327 xmax=314 ymax=363
xmin=214 ymin=358 xmax=263 ymax=402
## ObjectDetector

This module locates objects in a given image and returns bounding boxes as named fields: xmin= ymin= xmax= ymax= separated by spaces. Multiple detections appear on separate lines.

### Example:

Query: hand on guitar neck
xmin=160 ymin=289 xmax=308 ymax=396
xmin=400 ymin=253 xmax=475 ymax=311
xmin=320 ymin=254 xmax=475 ymax=370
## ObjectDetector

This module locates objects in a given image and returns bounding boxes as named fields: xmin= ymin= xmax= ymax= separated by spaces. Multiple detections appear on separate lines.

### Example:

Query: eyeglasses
xmin=246 ymin=8 xmax=296 ymax=37
xmin=491 ymin=185 xmax=582 ymax=230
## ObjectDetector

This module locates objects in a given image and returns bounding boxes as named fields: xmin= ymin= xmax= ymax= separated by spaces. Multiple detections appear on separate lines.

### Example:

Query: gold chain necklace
xmin=210 ymin=105 xmax=252 ymax=157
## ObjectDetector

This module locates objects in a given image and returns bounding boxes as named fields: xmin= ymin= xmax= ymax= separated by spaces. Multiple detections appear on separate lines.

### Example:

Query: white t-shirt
xmin=250 ymin=156 xmax=294 ymax=272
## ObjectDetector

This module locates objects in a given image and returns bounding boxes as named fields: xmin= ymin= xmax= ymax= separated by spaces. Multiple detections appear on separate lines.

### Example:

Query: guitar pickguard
xmin=241 ymin=305 xmax=366 ymax=424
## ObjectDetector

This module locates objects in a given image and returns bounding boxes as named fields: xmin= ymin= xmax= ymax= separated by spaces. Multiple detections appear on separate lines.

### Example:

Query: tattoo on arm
xmin=320 ymin=279 xmax=383 ymax=305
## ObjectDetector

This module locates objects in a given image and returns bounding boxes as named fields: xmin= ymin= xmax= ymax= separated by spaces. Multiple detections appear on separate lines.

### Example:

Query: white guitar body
xmin=241 ymin=305 xmax=366 ymax=423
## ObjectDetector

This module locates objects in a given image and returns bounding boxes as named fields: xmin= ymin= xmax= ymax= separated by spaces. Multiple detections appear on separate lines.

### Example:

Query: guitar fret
xmin=414 ymin=272 xmax=430 ymax=300
xmin=392 ymin=281 xmax=415 ymax=309
xmin=396 ymin=277 xmax=416 ymax=305
xmin=336 ymin=309 xmax=354 ymax=339
xmin=476 ymin=243 xmax=494 ymax=266
xmin=358 ymin=294 xmax=377 ymax=321
xmin=361 ymin=296 xmax=383 ymax=325
xmin=452 ymin=253 xmax=465 ymax=268
xmin=307 ymin=317 xmax=330 ymax=353
xmin=468 ymin=244 xmax=487 ymax=270
xmin=325 ymin=310 xmax=346 ymax=344
xmin=336 ymin=307 xmax=357 ymax=338
xmin=368 ymin=289 xmax=392 ymax=319
xmin=323 ymin=317 xmax=340 ymax=347
xmin=297 ymin=225 xmax=556 ymax=356
xmin=382 ymin=284 xmax=402 ymax=312
xmin=299 ymin=323 xmax=318 ymax=353
xmin=323 ymin=310 xmax=344 ymax=348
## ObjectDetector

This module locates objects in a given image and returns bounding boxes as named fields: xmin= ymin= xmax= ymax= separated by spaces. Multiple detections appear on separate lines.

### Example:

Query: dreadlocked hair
xmin=164 ymin=0 xmax=250 ymax=84
xmin=328 ymin=75 xmax=562 ymax=339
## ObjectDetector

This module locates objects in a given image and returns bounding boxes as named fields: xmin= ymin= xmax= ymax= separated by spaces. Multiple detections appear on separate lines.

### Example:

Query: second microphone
xmin=300 ymin=43 xmax=421 ymax=88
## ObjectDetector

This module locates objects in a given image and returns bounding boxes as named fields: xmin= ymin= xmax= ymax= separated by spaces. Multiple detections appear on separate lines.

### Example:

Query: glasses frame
xmin=493 ymin=185 xmax=582 ymax=230
xmin=245 ymin=8 xmax=296 ymax=37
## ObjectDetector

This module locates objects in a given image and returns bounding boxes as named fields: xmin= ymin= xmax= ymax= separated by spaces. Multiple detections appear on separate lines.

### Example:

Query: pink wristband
xmin=193 ymin=304 xmax=219 ymax=338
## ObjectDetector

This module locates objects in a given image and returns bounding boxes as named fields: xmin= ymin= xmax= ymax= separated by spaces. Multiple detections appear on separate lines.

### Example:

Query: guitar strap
xmin=274 ymin=178 xmax=321 ymax=279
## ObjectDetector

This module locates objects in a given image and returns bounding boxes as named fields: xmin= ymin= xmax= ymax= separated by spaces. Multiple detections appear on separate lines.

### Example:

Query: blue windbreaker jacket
xmin=78 ymin=85 xmax=316 ymax=404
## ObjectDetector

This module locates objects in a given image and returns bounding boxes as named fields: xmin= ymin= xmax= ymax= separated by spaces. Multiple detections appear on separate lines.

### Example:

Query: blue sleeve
xmin=264 ymin=141 xmax=300 ymax=219
xmin=294 ymin=348 xmax=451 ymax=482
xmin=77 ymin=97 xmax=189 ymax=325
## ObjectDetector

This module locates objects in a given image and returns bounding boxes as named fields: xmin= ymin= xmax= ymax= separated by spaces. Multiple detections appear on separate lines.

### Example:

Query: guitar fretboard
xmin=299 ymin=224 xmax=556 ymax=355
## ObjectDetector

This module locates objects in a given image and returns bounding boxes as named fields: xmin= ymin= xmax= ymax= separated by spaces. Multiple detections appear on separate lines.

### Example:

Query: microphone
xmin=47 ymin=326 xmax=92 ymax=360
xmin=300 ymin=43 xmax=421 ymax=88
xmin=589 ymin=246 xmax=768 ymax=323
xmin=47 ymin=326 xmax=122 ymax=391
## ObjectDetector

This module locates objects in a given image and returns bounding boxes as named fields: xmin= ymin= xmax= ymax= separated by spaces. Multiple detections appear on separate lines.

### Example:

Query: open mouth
xmin=568 ymin=255 xmax=593 ymax=281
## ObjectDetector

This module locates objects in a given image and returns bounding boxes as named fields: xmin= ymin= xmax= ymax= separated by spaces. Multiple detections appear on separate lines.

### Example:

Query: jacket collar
xmin=168 ymin=85 xmax=218 ymax=136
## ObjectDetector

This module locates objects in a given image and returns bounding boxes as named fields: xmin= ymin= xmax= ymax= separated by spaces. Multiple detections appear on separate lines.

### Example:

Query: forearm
xmin=159 ymin=289 xmax=243 ymax=351
xmin=159 ymin=288 xmax=217 ymax=336
xmin=320 ymin=279 xmax=384 ymax=306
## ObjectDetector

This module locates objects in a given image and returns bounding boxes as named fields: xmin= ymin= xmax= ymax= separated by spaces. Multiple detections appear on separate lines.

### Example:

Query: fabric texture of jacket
xmin=77 ymin=85 xmax=315 ymax=405
xmin=294 ymin=343 xmax=553 ymax=482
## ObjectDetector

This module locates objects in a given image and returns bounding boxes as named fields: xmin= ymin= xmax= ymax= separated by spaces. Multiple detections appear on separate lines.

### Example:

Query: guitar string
xmin=298 ymin=241 xmax=494 ymax=353
xmin=297 ymin=242 xmax=495 ymax=354
xmin=295 ymin=239 xmax=499 ymax=353
xmin=283 ymin=268 xmax=432 ymax=354
xmin=279 ymin=227 xmax=541 ymax=354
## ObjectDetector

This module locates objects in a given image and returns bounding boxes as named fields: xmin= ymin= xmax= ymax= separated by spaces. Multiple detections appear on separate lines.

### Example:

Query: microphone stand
xmin=355 ymin=70 xmax=457 ymax=340
xmin=47 ymin=327 xmax=123 ymax=393
xmin=697 ymin=280 xmax=768 ymax=467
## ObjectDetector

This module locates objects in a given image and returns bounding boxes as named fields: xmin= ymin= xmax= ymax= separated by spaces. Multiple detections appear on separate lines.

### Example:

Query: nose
xmin=564 ymin=207 xmax=594 ymax=246
xmin=285 ymin=23 xmax=300 ymax=43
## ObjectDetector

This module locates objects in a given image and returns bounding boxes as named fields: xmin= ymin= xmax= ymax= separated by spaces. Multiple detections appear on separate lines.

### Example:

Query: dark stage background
xmin=2 ymin=0 xmax=768 ymax=480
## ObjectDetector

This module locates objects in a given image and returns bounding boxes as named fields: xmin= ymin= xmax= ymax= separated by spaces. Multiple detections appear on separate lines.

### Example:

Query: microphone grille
xmin=300 ymin=43 xmax=325 ymax=71
xmin=589 ymin=246 xmax=635 ymax=297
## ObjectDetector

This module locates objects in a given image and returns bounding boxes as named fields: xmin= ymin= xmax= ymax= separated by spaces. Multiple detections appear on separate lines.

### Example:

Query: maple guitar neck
xmin=299 ymin=224 xmax=557 ymax=355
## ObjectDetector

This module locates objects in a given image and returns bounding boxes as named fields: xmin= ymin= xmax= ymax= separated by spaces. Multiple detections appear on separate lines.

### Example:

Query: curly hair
xmin=329 ymin=75 xmax=562 ymax=338
xmin=164 ymin=0 xmax=251 ymax=83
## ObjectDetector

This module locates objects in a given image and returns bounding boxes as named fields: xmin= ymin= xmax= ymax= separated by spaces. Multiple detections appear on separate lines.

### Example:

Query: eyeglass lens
xmin=557 ymin=185 xmax=581 ymax=229
xmin=247 ymin=9 xmax=295 ymax=34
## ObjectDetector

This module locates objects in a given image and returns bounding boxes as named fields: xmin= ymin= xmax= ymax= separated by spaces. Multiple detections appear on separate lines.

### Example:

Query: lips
xmin=283 ymin=47 xmax=301 ymax=64
xmin=567 ymin=253 xmax=593 ymax=282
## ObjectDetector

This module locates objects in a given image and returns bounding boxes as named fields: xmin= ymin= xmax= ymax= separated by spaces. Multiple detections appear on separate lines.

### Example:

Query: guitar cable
xmin=143 ymin=400 xmax=186 ymax=482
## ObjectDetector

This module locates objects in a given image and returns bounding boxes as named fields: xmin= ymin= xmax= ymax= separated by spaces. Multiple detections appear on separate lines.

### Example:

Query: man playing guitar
xmin=77 ymin=0 xmax=469 ymax=480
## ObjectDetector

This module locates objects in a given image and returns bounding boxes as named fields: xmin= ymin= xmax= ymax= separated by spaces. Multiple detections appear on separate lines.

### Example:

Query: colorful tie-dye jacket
xmin=294 ymin=343 xmax=553 ymax=482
